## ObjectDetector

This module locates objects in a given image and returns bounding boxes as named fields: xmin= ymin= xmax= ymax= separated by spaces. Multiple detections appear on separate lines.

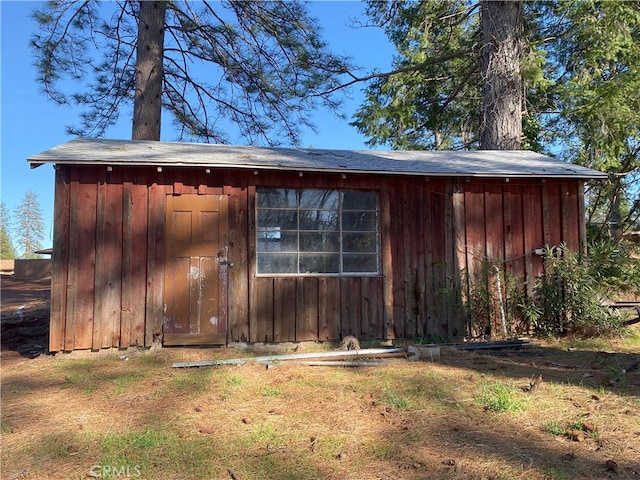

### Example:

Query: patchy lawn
xmin=1 ymin=335 xmax=639 ymax=480
xmin=1 ymin=274 xmax=639 ymax=479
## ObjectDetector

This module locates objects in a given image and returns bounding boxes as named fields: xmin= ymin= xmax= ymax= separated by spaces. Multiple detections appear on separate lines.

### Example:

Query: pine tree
xmin=13 ymin=191 xmax=45 ymax=259
xmin=540 ymin=1 xmax=640 ymax=239
xmin=30 ymin=1 xmax=352 ymax=145
xmin=349 ymin=0 xmax=639 ymax=236
xmin=0 ymin=201 xmax=17 ymax=260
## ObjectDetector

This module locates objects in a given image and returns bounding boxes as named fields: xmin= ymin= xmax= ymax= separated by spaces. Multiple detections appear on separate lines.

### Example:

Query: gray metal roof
xmin=28 ymin=138 xmax=607 ymax=179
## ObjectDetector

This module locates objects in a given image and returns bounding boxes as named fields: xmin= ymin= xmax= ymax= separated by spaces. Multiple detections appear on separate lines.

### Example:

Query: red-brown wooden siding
xmin=49 ymin=165 xmax=586 ymax=351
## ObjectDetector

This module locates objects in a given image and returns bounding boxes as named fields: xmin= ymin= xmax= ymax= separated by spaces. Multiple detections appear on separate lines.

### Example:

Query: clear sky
xmin=0 ymin=1 xmax=393 ymax=250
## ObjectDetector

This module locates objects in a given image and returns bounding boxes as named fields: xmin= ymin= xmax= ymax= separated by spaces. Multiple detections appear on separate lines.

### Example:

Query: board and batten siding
xmin=49 ymin=164 xmax=585 ymax=351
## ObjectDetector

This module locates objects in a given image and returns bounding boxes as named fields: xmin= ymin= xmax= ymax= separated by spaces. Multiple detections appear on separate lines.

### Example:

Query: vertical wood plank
xmin=503 ymin=180 xmax=526 ymax=288
xmin=73 ymin=168 xmax=98 ymax=349
xmin=64 ymin=169 xmax=80 ymax=351
xmin=443 ymin=180 xmax=458 ymax=337
xmin=414 ymin=180 xmax=424 ymax=338
xmin=340 ymin=277 xmax=361 ymax=338
xmin=121 ymin=175 xmax=134 ymax=348
xmin=402 ymin=181 xmax=416 ymax=338
xmin=296 ymin=277 xmax=318 ymax=341
xmin=218 ymin=194 xmax=229 ymax=339
xmin=562 ymin=180 xmax=580 ymax=251
xmin=522 ymin=181 xmax=544 ymax=296
xmin=464 ymin=180 xmax=486 ymax=336
xmin=542 ymin=181 xmax=564 ymax=247
xmin=92 ymin=169 xmax=107 ymax=349
xmin=431 ymin=181 xmax=448 ymax=337
xmin=50 ymin=167 xmax=71 ymax=352
xmin=248 ymin=185 xmax=258 ymax=342
xmin=577 ymin=181 xmax=587 ymax=253
xmin=226 ymin=174 xmax=250 ymax=342
xmin=145 ymin=176 xmax=166 ymax=346
xmin=389 ymin=182 xmax=405 ymax=339
xmin=484 ymin=179 xmax=504 ymax=261
xmin=451 ymin=179 xmax=467 ymax=337
xmin=273 ymin=277 xmax=296 ymax=341
xmin=360 ymin=277 xmax=371 ymax=339
xmin=422 ymin=183 xmax=435 ymax=337
xmin=379 ymin=185 xmax=394 ymax=340
xmin=484 ymin=179 xmax=505 ymax=334
xmin=256 ymin=277 xmax=274 ymax=342
xmin=366 ymin=277 xmax=384 ymax=339
xmin=413 ymin=181 xmax=425 ymax=336
xmin=102 ymin=169 xmax=123 ymax=347
xmin=122 ymin=169 xmax=149 ymax=346
xmin=360 ymin=277 xmax=384 ymax=339
xmin=145 ymin=180 xmax=158 ymax=346
xmin=319 ymin=277 xmax=340 ymax=341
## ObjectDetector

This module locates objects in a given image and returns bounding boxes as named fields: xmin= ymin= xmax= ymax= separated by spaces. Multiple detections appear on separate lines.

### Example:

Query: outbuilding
xmin=29 ymin=138 xmax=606 ymax=352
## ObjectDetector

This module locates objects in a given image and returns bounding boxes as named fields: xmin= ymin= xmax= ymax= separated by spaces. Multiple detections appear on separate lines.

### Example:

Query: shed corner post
xmin=50 ymin=166 xmax=71 ymax=353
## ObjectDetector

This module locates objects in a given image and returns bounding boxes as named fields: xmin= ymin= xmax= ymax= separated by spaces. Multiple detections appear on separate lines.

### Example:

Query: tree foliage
xmin=352 ymin=1 xmax=481 ymax=150
xmin=537 ymin=1 xmax=640 ymax=239
xmin=352 ymin=0 xmax=640 ymax=236
xmin=31 ymin=0 xmax=352 ymax=145
xmin=13 ymin=191 xmax=45 ymax=259
xmin=0 ymin=201 xmax=17 ymax=260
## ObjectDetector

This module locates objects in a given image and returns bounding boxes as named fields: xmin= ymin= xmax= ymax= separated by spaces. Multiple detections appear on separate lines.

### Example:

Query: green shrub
xmin=532 ymin=245 xmax=621 ymax=336
xmin=462 ymin=241 xmax=635 ymax=338
xmin=586 ymin=240 xmax=640 ymax=295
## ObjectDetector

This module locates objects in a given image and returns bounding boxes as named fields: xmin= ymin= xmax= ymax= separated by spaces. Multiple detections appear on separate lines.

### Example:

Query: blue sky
xmin=0 ymin=1 xmax=392 ymax=250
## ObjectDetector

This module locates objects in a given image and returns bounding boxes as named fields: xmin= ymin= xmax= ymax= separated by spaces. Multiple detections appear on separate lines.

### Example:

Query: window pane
xmin=257 ymin=188 xmax=297 ymax=208
xmin=257 ymin=209 xmax=297 ymax=230
xmin=299 ymin=210 xmax=338 ymax=231
xmin=343 ymin=232 xmax=377 ymax=252
xmin=342 ymin=191 xmax=377 ymax=210
xmin=342 ymin=211 xmax=377 ymax=231
xmin=258 ymin=253 xmax=297 ymax=273
xmin=300 ymin=232 xmax=339 ymax=252
xmin=343 ymin=254 xmax=378 ymax=273
xmin=299 ymin=190 xmax=338 ymax=209
xmin=299 ymin=254 xmax=340 ymax=274
xmin=257 ymin=232 xmax=298 ymax=252
xmin=256 ymin=188 xmax=380 ymax=276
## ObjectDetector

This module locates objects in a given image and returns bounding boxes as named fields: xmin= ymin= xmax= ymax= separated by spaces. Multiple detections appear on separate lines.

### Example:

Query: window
xmin=256 ymin=188 xmax=380 ymax=275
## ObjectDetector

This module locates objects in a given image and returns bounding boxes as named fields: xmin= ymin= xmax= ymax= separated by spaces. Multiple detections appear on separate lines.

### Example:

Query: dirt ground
xmin=0 ymin=275 xmax=51 ymax=357
xmin=1 ymin=275 xmax=639 ymax=480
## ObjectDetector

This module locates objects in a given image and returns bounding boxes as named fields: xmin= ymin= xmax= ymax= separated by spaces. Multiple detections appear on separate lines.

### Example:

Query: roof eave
xmin=27 ymin=158 xmax=608 ymax=180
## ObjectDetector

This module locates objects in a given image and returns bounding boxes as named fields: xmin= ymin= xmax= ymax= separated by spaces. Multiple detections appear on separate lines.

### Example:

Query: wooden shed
xmin=29 ymin=138 xmax=606 ymax=352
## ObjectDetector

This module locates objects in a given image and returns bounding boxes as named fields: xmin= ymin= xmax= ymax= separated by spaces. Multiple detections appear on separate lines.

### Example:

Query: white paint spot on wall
xmin=210 ymin=316 xmax=218 ymax=326
xmin=189 ymin=266 xmax=200 ymax=280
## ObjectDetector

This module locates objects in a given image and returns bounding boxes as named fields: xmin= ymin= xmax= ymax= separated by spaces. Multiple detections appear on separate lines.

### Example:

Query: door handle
xmin=220 ymin=260 xmax=234 ymax=267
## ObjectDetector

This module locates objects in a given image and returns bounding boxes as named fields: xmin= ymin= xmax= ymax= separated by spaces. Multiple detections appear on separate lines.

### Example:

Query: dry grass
xmin=1 ymin=333 xmax=639 ymax=480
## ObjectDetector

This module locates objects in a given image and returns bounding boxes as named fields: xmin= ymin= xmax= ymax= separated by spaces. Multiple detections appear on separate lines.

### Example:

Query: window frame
xmin=255 ymin=188 xmax=381 ymax=277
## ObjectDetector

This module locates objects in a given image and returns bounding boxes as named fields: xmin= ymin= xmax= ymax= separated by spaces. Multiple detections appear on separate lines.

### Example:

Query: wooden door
xmin=163 ymin=194 xmax=229 ymax=346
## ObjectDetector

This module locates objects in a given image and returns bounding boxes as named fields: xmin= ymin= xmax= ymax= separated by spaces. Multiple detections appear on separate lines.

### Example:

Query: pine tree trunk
xmin=132 ymin=1 xmax=166 ymax=141
xmin=480 ymin=1 xmax=523 ymax=150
